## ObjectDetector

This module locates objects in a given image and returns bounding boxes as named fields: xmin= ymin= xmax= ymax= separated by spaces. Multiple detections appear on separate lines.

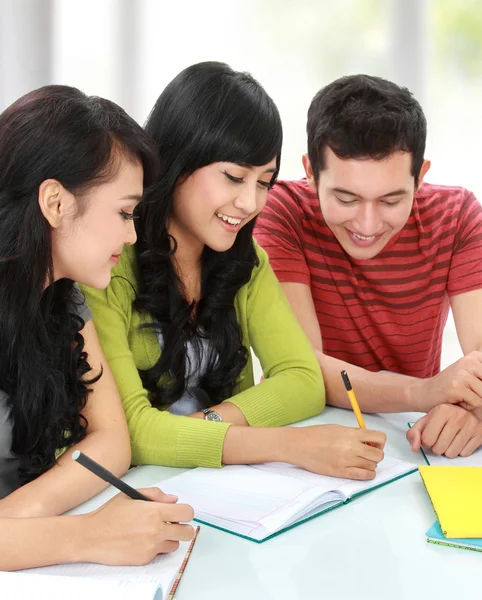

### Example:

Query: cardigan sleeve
xmin=80 ymin=252 xmax=231 ymax=469
xmin=226 ymin=245 xmax=325 ymax=425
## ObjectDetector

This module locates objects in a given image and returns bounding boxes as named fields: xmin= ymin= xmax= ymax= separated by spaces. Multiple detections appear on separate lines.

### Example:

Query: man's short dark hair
xmin=307 ymin=74 xmax=427 ymax=185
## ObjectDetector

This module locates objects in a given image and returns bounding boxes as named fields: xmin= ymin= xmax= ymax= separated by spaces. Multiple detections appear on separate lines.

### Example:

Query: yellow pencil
xmin=340 ymin=370 xmax=366 ymax=429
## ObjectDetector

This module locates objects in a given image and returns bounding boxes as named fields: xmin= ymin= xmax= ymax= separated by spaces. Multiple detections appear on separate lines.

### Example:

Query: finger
xmin=406 ymin=415 xmax=428 ymax=450
xmin=449 ymin=376 xmax=482 ymax=409
xmin=420 ymin=412 xmax=448 ymax=449
xmin=164 ymin=523 xmax=195 ymax=542
xmin=352 ymin=456 xmax=379 ymax=472
xmin=361 ymin=429 xmax=387 ymax=449
xmin=460 ymin=436 xmax=482 ymax=457
xmin=356 ymin=441 xmax=384 ymax=463
xmin=138 ymin=487 xmax=178 ymax=503
xmin=157 ymin=540 xmax=180 ymax=555
xmin=444 ymin=428 xmax=473 ymax=458
xmin=344 ymin=467 xmax=377 ymax=481
xmin=430 ymin=421 xmax=460 ymax=456
xmin=160 ymin=503 xmax=195 ymax=523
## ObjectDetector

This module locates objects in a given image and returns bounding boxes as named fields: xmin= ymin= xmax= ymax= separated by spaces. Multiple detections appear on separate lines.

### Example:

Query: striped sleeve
xmin=448 ymin=190 xmax=482 ymax=296
xmin=255 ymin=183 xmax=310 ymax=286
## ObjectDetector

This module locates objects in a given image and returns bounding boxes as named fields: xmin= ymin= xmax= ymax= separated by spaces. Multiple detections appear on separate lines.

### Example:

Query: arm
xmin=0 ymin=488 xmax=194 ymax=571
xmin=0 ymin=320 xmax=131 ymax=518
xmin=82 ymin=256 xmax=384 ymax=479
xmin=191 ymin=248 xmax=325 ymax=426
xmin=406 ymin=289 xmax=482 ymax=457
xmin=280 ymin=281 xmax=420 ymax=412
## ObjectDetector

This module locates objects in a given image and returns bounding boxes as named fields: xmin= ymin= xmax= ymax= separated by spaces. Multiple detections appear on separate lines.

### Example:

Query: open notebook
xmin=1 ymin=527 xmax=199 ymax=600
xmin=159 ymin=456 xmax=416 ymax=542
xmin=426 ymin=521 xmax=482 ymax=553
xmin=407 ymin=423 xmax=482 ymax=466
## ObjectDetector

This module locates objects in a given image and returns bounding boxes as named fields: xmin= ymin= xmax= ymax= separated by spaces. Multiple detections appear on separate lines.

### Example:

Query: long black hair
xmin=0 ymin=85 xmax=159 ymax=483
xmin=135 ymin=61 xmax=282 ymax=409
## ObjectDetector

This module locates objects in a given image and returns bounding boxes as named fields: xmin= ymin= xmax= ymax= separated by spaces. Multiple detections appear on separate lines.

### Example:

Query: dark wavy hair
xmin=0 ymin=85 xmax=159 ymax=483
xmin=307 ymin=74 xmax=427 ymax=185
xmin=134 ymin=61 xmax=282 ymax=409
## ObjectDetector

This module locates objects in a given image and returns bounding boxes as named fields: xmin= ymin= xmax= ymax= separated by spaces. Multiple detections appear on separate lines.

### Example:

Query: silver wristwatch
xmin=201 ymin=408 xmax=223 ymax=422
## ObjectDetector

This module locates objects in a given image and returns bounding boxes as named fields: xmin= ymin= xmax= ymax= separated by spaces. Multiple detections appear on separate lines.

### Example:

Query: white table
xmin=73 ymin=407 xmax=481 ymax=600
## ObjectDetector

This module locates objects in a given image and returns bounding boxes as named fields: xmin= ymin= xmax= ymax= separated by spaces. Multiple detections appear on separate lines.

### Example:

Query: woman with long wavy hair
xmin=83 ymin=62 xmax=386 ymax=478
xmin=0 ymin=85 xmax=194 ymax=571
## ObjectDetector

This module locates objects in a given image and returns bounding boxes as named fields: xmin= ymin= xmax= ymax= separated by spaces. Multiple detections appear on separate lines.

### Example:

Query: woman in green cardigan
xmin=83 ymin=62 xmax=386 ymax=481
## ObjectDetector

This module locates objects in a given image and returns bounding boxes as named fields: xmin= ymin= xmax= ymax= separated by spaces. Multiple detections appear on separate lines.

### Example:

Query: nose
xmin=125 ymin=219 xmax=137 ymax=246
xmin=354 ymin=202 xmax=381 ymax=235
xmin=233 ymin=184 xmax=257 ymax=216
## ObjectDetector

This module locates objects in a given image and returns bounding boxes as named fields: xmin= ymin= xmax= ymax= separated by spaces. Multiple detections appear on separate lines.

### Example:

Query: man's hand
xmin=411 ymin=351 xmax=482 ymax=412
xmin=407 ymin=404 xmax=482 ymax=458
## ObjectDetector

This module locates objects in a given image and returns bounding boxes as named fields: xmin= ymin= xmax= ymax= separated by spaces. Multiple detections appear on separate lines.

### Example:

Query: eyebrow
xmin=235 ymin=162 xmax=277 ymax=175
xmin=331 ymin=187 xmax=409 ymax=199
xmin=119 ymin=194 xmax=143 ymax=202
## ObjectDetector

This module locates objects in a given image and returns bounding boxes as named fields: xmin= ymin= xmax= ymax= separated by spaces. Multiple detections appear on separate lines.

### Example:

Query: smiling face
xmin=47 ymin=154 xmax=144 ymax=288
xmin=169 ymin=159 xmax=277 ymax=257
xmin=304 ymin=148 xmax=430 ymax=260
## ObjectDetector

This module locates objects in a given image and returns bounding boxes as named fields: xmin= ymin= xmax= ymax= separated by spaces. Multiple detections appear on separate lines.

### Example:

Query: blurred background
xmin=1 ymin=0 xmax=481 ymax=369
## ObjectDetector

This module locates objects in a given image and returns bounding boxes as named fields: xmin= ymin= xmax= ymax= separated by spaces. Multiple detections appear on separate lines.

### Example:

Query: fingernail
xmin=166 ymin=494 xmax=178 ymax=500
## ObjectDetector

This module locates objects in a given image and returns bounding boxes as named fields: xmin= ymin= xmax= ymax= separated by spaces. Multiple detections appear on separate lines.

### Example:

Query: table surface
xmin=72 ymin=407 xmax=481 ymax=600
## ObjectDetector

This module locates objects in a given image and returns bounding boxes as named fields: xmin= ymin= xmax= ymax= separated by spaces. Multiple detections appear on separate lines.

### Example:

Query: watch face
xmin=205 ymin=411 xmax=222 ymax=422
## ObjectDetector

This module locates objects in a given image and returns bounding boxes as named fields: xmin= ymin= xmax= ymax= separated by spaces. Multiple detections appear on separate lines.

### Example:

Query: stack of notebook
xmin=419 ymin=465 xmax=482 ymax=553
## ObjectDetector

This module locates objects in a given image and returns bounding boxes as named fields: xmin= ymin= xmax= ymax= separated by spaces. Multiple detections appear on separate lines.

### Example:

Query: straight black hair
xmin=307 ymin=74 xmax=427 ymax=185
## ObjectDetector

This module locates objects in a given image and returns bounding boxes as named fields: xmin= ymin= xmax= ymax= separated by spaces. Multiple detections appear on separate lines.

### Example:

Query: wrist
xmin=406 ymin=377 xmax=430 ymax=413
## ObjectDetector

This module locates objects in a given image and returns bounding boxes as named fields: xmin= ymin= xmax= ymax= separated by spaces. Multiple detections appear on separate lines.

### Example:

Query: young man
xmin=255 ymin=74 xmax=482 ymax=458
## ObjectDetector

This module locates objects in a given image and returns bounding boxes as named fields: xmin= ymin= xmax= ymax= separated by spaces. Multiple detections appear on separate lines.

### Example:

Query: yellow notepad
xmin=419 ymin=466 xmax=482 ymax=538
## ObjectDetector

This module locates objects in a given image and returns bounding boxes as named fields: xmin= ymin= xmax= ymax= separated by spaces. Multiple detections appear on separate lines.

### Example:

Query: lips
xmin=346 ymin=228 xmax=384 ymax=247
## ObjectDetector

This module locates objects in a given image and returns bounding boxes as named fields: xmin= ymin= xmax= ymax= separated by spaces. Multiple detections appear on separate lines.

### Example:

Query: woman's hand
xmin=79 ymin=487 xmax=195 ymax=566
xmin=284 ymin=425 xmax=386 ymax=480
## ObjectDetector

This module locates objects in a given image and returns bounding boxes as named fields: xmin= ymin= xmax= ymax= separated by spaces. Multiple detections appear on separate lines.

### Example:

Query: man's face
xmin=305 ymin=148 xmax=429 ymax=260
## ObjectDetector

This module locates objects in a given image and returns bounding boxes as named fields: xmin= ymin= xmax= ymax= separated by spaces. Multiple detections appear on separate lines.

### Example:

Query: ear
xmin=38 ymin=179 xmax=73 ymax=228
xmin=416 ymin=159 xmax=431 ymax=189
xmin=302 ymin=154 xmax=317 ymax=191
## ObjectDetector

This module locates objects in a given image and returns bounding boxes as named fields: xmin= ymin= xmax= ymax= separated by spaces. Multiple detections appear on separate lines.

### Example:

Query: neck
xmin=168 ymin=225 xmax=203 ymax=303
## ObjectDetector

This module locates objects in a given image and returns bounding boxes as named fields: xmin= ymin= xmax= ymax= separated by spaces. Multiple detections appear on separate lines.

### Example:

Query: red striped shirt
xmin=254 ymin=179 xmax=482 ymax=377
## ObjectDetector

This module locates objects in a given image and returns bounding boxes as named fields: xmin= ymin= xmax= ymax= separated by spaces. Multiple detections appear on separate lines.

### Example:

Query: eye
xmin=381 ymin=200 xmax=400 ymax=207
xmin=224 ymin=171 xmax=244 ymax=184
xmin=257 ymin=180 xmax=273 ymax=190
xmin=120 ymin=209 xmax=138 ymax=221
xmin=335 ymin=195 xmax=357 ymax=205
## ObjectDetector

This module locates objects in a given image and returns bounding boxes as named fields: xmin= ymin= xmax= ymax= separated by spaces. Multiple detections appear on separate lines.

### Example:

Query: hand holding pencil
xmin=71 ymin=451 xmax=196 ymax=566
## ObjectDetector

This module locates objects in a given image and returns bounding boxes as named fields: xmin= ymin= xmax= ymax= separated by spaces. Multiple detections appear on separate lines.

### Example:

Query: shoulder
xmin=70 ymin=284 xmax=92 ymax=323
xmin=416 ymin=182 xmax=480 ymax=220
xmin=244 ymin=241 xmax=274 ymax=293
xmin=266 ymin=178 xmax=317 ymax=216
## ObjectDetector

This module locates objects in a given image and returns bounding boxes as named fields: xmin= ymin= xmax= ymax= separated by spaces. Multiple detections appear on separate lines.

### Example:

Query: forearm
xmin=0 ymin=428 xmax=130 ymax=518
xmin=317 ymin=350 xmax=421 ymax=413
xmin=0 ymin=515 xmax=85 ymax=570
xmin=222 ymin=425 xmax=293 ymax=464
xmin=190 ymin=401 xmax=249 ymax=425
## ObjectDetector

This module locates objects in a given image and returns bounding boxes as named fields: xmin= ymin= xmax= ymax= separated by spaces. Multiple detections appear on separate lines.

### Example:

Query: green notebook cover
xmin=193 ymin=466 xmax=417 ymax=543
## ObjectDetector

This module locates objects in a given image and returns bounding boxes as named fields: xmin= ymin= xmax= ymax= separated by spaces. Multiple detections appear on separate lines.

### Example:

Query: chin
xmin=79 ymin=271 xmax=112 ymax=290
xmin=207 ymin=239 xmax=237 ymax=253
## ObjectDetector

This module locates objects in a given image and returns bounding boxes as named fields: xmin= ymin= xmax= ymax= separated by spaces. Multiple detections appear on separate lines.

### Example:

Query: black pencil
xmin=72 ymin=450 xmax=152 ymax=502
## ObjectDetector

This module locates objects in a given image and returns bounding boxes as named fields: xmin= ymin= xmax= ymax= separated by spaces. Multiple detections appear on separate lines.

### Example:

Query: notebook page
xmin=408 ymin=423 xmax=482 ymax=466
xmin=0 ymin=571 xmax=158 ymax=600
xmin=159 ymin=464 xmax=344 ymax=536
xmin=22 ymin=539 xmax=193 ymax=600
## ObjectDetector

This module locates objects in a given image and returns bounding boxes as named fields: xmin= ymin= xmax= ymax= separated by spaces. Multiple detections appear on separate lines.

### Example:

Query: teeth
xmin=216 ymin=212 xmax=242 ymax=226
xmin=352 ymin=232 xmax=375 ymax=241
